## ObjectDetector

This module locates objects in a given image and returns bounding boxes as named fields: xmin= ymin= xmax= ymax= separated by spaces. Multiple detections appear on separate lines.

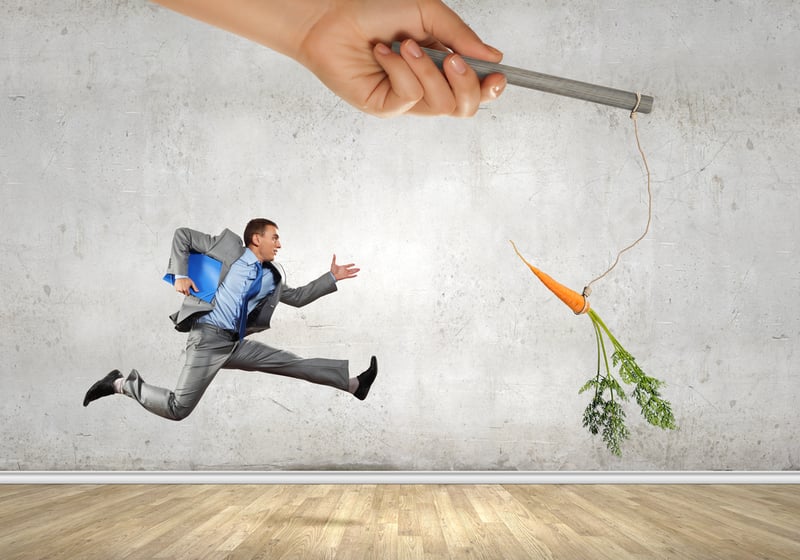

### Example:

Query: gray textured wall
xmin=2 ymin=1 xmax=798 ymax=471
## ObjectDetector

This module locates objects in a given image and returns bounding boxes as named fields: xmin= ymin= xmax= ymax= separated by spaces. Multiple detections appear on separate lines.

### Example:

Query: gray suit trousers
xmin=122 ymin=323 xmax=350 ymax=420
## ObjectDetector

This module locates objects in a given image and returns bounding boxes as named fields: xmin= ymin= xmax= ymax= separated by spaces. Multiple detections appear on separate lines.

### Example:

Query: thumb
xmin=420 ymin=2 xmax=503 ymax=62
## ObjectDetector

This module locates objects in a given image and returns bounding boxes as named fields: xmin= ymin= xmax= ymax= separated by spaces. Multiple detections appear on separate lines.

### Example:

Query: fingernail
xmin=491 ymin=77 xmax=507 ymax=98
xmin=450 ymin=54 xmax=467 ymax=74
xmin=405 ymin=39 xmax=423 ymax=58
xmin=375 ymin=43 xmax=391 ymax=55
xmin=484 ymin=44 xmax=503 ymax=57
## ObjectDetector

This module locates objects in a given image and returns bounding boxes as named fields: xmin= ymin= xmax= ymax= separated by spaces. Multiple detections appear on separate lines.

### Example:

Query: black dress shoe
xmin=353 ymin=356 xmax=378 ymax=401
xmin=83 ymin=369 xmax=123 ymax=406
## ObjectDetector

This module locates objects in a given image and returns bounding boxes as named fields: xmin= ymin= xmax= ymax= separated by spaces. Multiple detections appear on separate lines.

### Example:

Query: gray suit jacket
xmin=165 ymin=227 xmax=337 ymax=333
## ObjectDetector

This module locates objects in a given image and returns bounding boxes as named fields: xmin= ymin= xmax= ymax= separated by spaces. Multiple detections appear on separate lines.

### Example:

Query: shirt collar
xmin=241 ymin=247 xmax=260 ymax=266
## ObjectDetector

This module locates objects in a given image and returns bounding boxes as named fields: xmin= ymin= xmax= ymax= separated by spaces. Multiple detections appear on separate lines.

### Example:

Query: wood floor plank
xmin=119 ymin=486 xmax=258 ymax=560
xmin=556 ymin=485 xmax=684 ymax=556
xmin=429 ymin=485 xmax=476 ymax=554
xmin=4 ymin=485 xmax=165 ymax=560
xmin=1 ymin=484 xmax=799 ymax=559
xmin=488 ymin=487 xmax=555 ymax=559
xmin=282 ymin=488 xmax=347 ymax=560
xmin=626 ymin=486 xmax=775 ymax=559
xmin=413 ymin=485 xmax=450 ymax=556
xmin=502 ymin=486 xmax=610 ymax=560
xmin=327 ymin=485 xmax=376 ymax=560
xmin=223 ymin=486 xmax=331 ymax=560
xmin=590 ymin=486 xmax=739 ymax=560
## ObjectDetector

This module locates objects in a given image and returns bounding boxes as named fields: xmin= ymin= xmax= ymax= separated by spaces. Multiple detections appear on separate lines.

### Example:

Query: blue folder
xmin=163 ymin=253 xmax=222 ymax=303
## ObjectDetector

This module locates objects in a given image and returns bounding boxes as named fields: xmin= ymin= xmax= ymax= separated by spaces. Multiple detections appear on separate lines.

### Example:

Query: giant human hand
xmin=152 ymin=0 xmax=506 ymax=117
xmin=295 ymin=0 xmax=507 ymax=117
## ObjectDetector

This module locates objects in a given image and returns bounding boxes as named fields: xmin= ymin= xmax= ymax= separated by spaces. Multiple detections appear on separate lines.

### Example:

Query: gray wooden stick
xmin=390 ymin=42 xmax=653 ymax=114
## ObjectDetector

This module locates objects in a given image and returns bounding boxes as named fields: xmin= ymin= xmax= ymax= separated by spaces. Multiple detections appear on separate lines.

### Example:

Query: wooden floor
xmin=1 ymin=484 xmax=798 ymax=559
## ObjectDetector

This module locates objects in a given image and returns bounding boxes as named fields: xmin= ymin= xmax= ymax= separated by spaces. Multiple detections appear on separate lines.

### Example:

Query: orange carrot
xmin=510 ymin=241 xmax=589 ymax=315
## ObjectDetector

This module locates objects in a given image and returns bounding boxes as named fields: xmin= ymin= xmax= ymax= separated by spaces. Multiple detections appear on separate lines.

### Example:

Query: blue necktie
xmin=238 ymin=262 xmax=263 ymax=340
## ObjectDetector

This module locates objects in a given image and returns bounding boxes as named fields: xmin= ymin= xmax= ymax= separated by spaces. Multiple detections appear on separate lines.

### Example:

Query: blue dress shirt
xmin=196 ymin=248 xmax=276 ymax=331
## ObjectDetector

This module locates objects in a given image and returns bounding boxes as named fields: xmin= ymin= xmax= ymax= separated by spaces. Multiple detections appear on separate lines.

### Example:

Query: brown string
xmin=583 ymin=92 xmax=652 ymax=298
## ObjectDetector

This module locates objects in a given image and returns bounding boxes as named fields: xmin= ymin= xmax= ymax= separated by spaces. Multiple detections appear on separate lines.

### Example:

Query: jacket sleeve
xmin=164 ymin=228 xmax=218 ymax=277
xmin=279 ymin=272 xmax=338 ymax=308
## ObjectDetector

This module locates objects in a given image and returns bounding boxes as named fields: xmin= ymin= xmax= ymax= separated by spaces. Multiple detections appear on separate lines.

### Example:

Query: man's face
xmin=252 ymin=225 xmax=281 ymax=262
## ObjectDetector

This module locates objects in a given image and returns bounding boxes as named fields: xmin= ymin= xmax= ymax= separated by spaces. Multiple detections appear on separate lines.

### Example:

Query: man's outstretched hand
xmin=330 ymin=254 xmax=360 ymax=281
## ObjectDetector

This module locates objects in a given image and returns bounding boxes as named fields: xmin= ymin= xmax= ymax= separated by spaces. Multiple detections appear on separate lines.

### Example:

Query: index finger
xmin=418 ymin=1 xmax=503 ymax=62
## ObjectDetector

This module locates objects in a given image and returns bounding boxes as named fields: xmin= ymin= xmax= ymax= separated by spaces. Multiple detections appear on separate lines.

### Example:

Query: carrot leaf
xmin=581 ymin=383 xmax=631 ymax=456
xmin=582 ymin=308 xmax=677 ymax=455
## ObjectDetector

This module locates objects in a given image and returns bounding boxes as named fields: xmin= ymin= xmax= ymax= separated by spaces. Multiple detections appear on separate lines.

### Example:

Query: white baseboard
xmin=1 ymin=471 xmax=798 ymax=484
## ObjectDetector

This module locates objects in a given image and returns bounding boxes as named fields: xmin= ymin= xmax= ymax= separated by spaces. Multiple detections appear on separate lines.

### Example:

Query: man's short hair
xmin=243 ymin=218 xmax=278 ymax=247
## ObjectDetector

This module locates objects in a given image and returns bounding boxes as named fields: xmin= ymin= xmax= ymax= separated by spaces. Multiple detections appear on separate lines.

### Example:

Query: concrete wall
xmin=1 ymin=1 xmax=798 ymax=471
